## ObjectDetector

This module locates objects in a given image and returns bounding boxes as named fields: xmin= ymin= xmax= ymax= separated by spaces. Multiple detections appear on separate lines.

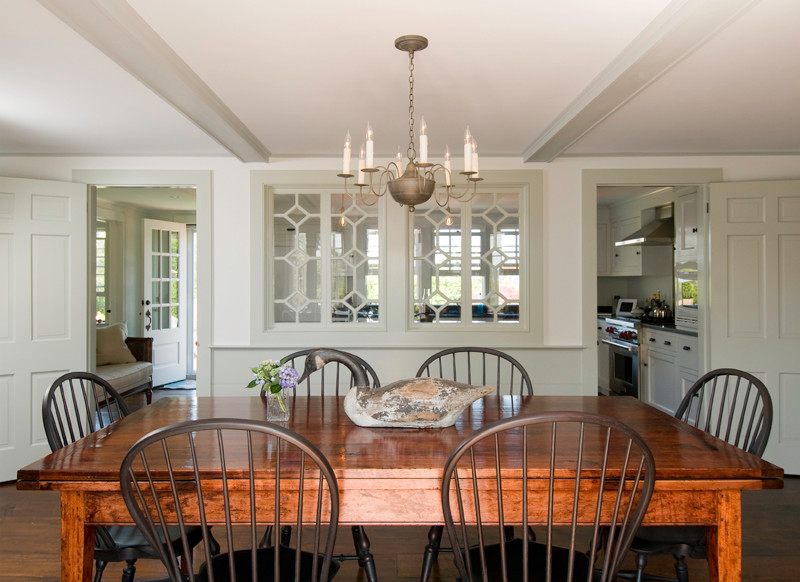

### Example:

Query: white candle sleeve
xmin=343 ymin=146 xmax=351 ymax=175
xmin=420 ymin=135 xmax=428 ymax=163
xmin=358 ymin=158 xmax=365 ymax=184
xmin=444 ymin=159 xmax=451 ymax=185
xmin=366 ymin=140 xmax=374 ymax=168
xmin=472 ymin=152 xmax=479 ymax=177
xmin=464 ymin=143 xmax=472 ymax=172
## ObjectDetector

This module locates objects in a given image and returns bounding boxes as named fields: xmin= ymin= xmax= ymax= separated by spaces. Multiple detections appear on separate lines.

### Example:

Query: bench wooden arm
xmin=125 ymin=336 xmax=153 ymax=363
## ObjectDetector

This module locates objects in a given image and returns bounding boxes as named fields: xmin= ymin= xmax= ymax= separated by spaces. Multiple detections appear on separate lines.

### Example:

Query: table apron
xmin=78 ymin=482 xmax=741 ymax=527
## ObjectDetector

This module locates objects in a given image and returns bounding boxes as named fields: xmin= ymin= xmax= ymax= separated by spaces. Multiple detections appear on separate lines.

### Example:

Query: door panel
xmin=143 ymin=219 xmax=187 ymax=387
xmin=709 ymin=180 xmax=800 ymax=473
xmin=0 ymin=177 xmax=87 ymax=481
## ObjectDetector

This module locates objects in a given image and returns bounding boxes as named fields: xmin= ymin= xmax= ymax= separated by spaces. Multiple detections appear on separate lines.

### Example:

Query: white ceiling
xmin=97 ymin=186 xmax=196 ymax=212
xmin=2 ymin=0 xmax=798 ymax=162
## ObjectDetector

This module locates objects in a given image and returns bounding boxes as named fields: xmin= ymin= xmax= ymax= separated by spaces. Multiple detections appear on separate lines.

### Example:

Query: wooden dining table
xmin=17 ymin=394 xmax=782 ymax=582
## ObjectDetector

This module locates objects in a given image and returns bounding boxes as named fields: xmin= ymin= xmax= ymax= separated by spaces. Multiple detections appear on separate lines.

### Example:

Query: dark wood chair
xmin=416 ymin=347 xmax=533 ymax=581
xmin=273 ymin=348 xmax=381 ymax=397
xmin=622 ymin=368 xmax=773 ymax=582
xmin=42 ymin=372 xmax=211 ymax=582
xmin=120 ymin=418 xmax=341 ymax=582
xmin=263 ymin=348 xmax=379 ymax=582
xmin=442 ymin=411 xmax=656 ymax=582
xmin=415 ymin=346 xmax=533 ymax=396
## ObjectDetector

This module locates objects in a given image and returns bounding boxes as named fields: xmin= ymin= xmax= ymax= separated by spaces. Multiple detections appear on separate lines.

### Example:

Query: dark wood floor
xmin=3 ymin=389 xmax=797 ymax=581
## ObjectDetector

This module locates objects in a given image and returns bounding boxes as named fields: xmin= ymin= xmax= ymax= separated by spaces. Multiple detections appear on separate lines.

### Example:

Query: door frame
xmin=581 ymin=168 xmax=723 ymax=395
xmin=75 ymin=170 xmax=212 ymax=397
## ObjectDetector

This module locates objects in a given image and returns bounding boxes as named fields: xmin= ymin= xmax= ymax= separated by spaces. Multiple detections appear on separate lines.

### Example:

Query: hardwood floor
xmin=3 ymin=389 xmax=797 ymax=581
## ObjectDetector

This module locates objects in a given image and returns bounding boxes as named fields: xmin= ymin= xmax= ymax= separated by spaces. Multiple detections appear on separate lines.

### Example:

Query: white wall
xmin=3 ymin=154 xmax=800 ymax=396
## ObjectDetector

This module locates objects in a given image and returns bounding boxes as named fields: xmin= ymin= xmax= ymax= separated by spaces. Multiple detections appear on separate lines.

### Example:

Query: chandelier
xmin=338 ymin=35 xmax=482 ymax=213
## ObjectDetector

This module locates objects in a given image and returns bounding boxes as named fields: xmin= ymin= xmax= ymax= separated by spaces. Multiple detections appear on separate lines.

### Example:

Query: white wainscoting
xmin=209 ymin=346 xmax=587 ymax=397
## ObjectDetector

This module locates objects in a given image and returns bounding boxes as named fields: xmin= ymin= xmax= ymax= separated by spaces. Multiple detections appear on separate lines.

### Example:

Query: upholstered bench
xmin=95 ymin=323 xmax=154 ymax=404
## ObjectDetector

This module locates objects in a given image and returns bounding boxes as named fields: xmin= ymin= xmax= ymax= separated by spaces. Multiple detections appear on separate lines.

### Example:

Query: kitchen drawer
xmin=643 ymin=329 xmax=677 ymax=355
xmin=676 ymin=336 xmax=699 ymax=371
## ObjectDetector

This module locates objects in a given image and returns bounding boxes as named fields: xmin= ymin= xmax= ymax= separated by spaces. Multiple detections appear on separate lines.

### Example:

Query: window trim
xmin=250 ymin=170 xmax=543 ymax=348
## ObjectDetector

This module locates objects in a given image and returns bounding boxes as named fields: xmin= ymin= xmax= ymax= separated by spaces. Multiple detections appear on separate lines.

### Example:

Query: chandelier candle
xmin=471 ymin=139 xmax=479 ymax=178
xmin=365 ymin=123 xmax=374 ymax=168
xmin=420 ymin=117 xmax=428 ymax=163
xmin=343 ymin=131 xmax=351 ymax=175
xmin=464 ymin=127 xmax=472 ymax=172
xmin=358 ymin=143 xmax=366 ymax=185
xmin=395 ymin=149 xmax=403 ymax=177
xmin=444 ymin=145 xmax=452 ymax=186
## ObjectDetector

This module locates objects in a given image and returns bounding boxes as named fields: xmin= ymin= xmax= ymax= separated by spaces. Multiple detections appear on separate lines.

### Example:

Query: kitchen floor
xmin=4 ymin=388 xmax=797 ymax=581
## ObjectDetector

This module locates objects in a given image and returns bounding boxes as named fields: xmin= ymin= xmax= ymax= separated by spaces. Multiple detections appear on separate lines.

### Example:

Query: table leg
xmin=706 ymin=490 xmax=742 ymax=582
xmin=61 ymin=491 xmax=95 ymax=582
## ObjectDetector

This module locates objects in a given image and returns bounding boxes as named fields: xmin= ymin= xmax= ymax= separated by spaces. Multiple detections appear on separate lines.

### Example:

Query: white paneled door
xmin=0 ymin=177 xmax=87 ymax=482
xmin=143 ymin=219 xmax=187 ymax=387
xmin=709 ymin=180 xmax=800 ymax=473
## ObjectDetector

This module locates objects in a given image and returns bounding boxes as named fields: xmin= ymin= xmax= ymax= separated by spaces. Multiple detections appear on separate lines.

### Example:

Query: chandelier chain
xmin=407 ymin=50 xmax=416 ymax=161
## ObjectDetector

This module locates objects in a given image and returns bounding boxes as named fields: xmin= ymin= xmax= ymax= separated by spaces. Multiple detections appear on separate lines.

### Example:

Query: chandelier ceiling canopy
xmin=339 ymin=35 xmax=481 ymax=212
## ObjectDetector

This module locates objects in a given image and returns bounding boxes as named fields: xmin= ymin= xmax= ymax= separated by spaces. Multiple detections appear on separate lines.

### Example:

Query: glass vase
xmin=265 ymin=390 xmax=291 ymax=422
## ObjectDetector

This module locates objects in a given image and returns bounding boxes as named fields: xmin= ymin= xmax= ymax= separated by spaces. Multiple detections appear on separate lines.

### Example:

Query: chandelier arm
xmin=432 ymin=187 xmax=450 ymax=208
xmin=364 ymin=165 xmax=392 ymax=198
xmin=357 ymin=189 xmax=379 ymax=206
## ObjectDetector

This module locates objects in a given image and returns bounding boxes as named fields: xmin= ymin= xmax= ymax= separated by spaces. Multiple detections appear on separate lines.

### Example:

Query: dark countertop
xmin=597 ymin=315 xmax=698 ymax=337
xmin=640 ymin=321 xmax=698 ymax=337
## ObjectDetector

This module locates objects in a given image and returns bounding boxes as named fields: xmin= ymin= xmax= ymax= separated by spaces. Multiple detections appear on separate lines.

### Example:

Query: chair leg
xmin=259 ymin=525 xmax=274 ymax=548
xmin=635 ymin=552 xmax=648 ymax=582
xmin=121 ymin=559 xmax=136 ymax=582
xmin=93 ymin=560 xmax=107 ymax=582
xmin=674 ymin=555 xmax=689 ymax=582
xmin=352 ymin=525 xmax=378 ymax=582
xmin=420 ymin=525 xmax=444 ymax=582
xmin=280 ymin=525 xmax=292 ymax=546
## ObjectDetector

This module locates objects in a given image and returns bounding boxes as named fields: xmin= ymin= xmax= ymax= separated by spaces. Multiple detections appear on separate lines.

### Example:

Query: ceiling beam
xmin=38 ymin=0 xmax=271 ymax=163
xmin=522 ymin=0 xmax=761 ymax=163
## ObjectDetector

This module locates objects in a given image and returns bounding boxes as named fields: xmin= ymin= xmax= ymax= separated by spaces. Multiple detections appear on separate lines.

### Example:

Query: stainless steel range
xmin=599 ymin=317 xmax=641 ymax=398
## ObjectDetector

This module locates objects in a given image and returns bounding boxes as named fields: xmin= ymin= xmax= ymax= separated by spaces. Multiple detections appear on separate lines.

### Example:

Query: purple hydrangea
xmin=278 ymin=365 xmax=299 ymax=390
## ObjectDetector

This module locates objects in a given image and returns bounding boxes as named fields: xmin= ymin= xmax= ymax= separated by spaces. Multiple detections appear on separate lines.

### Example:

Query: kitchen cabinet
xmin=611 ymin=216 xmax=641 ymax=275
xmin=675 ymin=190 xmax=699 ymax=258
xmin=604 ymin=216 xmax=672 ymax=277
xmin=641 ymin=327 xmax=698 ymax=415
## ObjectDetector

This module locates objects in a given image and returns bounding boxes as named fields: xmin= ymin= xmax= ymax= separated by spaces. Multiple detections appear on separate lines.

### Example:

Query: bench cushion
xmin=97 ymin=361 xmax=153 ymax=392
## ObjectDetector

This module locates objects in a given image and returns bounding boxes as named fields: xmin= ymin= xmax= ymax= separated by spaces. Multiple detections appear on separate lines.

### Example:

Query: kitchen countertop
xmin=640 ymin=321 xmax=698 ymax=337
xmin=597 ymin=315 xmax=698 ymax=337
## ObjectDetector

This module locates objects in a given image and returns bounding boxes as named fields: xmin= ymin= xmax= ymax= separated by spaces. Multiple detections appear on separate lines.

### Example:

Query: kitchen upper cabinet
xmin=597 ymin=220 xmax=611 ymax=276
xmin=675 ymin=191 xmax=699 ymax=258
xmin=611 ymin=217 xmax=641 ymax=275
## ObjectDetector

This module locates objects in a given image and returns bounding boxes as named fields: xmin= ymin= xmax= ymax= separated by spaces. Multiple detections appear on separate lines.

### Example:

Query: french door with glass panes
xmin=143 ymin=219 xmax=187 ymax=386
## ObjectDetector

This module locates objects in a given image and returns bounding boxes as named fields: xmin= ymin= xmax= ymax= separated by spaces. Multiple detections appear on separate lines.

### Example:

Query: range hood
xmin=615 ymin=204 xmax=674 ymax=247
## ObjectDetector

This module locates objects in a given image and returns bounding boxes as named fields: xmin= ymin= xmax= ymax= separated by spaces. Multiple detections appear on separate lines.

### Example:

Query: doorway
xmin=77 ymin=169 xmax=212 ymax=396
xmin=94 ymin=187 xmax=196 ymax=386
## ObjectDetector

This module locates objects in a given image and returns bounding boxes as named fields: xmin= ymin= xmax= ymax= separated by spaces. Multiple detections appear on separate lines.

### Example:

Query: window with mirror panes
xmin=267 ymin=186 xmax=522 ymax=329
